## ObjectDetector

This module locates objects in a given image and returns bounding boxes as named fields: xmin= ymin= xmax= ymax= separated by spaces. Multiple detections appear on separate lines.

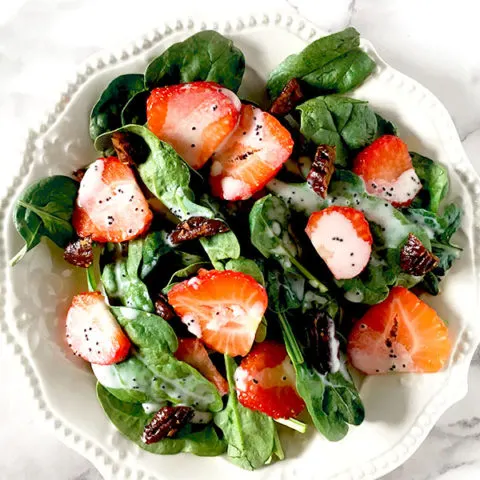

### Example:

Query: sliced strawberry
xmin=235 ymin=341 xmax=305 ymax=419
xmin=305 ymin=206 xmax=372 ymax=280
xmin=167 ymin=269 xmax=268 ymax=357
xmin=348 ymin=286 xmax=451 ymax=374
xmin=147 ymin=81 xmax=241 ymax=169
xmin=66 ymin=291 xmax=131 ymax=365
xmin=353 ymin=135 xmax=422 ymax=207
xmin=72 ymin=157 xmax=152 ymax=243
xmin=175 ymin=338 xmax=228 ymax=395
xmin=209 ymin=104 xmax=294 ymax=201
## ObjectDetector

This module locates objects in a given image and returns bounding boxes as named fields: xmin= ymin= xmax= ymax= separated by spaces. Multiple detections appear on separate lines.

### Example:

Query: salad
xmin=11 ymin=27 xmax=462 ymax=470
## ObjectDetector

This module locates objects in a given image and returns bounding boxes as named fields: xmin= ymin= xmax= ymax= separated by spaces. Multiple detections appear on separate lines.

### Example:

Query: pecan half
xmin=169 ymin=216 xmax=230 ymax=245
xmin=400 ymin=233 xmax=439 ymax=276
xmin=111 ymin=132 xmax=136 ymax=166
xmin=64 ymin=236 xmax=93 ymax=268
xmin=304 ymin=311 xmax=340 ymax=375
xmin=155 ymin=293 xmax=177 ymax=322
xmin=73 ymin=168 xmax=86 ymax=182
xmin=142 ymin=406 xmax=194 ymax=444
xmin=306 ymin=145 xmax=336 ymax=198
xmin=269 ymin=78 xmax=304 ymax=116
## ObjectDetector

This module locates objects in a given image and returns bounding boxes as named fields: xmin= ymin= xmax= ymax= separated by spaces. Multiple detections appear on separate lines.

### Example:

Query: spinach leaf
xmin=97 ymin=384 xmax=226 ymax=456
xmin=267 ymin=270 xmax=364 ymax=441
xmin=214 ymin=355 xmax=275 ymax=470
xmin=12 ymin=176 xmax=78 ymax=266
xmin=89 ymin=74 xmax=145 ymax=140
xmin=225 ymin=257 xmax=265 ymax=285
xmin=297 ymin=95 xmax=378 ymax=165
xmin=145 ymin=31 xmax=245 ymax=92
xmin=96 ymin=307 xmax=223 ymax=412
xmin=249 ymin=194 xmax=327 ymax=292
xmin=410 ymin=152 xmax=449 ymax=213
xmin=102 ymin=241 xmax=154 ymax=312
xmin=138 ymin=231 xmax=173 ymax=279
xmin=96 ymin=125 xmax=240 ymax=264
xmin=267 ymin=27 xmax=375 ymax=99
xmin=121 ymin=90 xmax=149 ymax=126
xmin=162 ymin=261 xmax=209 ymax=294
xmin=375 ymin=113 xmax=398 ymax=137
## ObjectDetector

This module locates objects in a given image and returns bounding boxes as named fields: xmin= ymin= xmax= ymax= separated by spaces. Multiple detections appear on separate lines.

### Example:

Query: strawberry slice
xmin=147 ymin=81 xmax=241 ymax=169
xmin=209 ymin=104 xmax=294 ymax=201
xmin=167 ymin=269 xmax=268 ymax=357
xmin=72 ymin=157 xmax=152 ymax=243
xmin=175 ymin=338 xmax=228 ymax=395
xmin=66 ymin=291 xmax=131 ymax=365
xmin=235 ymin=341 xmax=305 ymax=419
xmin=353 ymin=135 xmax=422 ymax=207
xmin=348 ymin=286 xmax=451 ymax=374
xmin=305 ymin=206 xmax=372 ymax=280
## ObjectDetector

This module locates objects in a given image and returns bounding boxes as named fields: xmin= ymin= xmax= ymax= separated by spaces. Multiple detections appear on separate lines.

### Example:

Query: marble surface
xmin=1 ymin=0 xmax=480 ymax=479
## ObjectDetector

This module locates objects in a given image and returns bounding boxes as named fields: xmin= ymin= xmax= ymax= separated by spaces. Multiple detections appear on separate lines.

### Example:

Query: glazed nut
xmin=63 ymin=236 xmax=93 ymax=268
xmin=142 ymin=406 xmax=194 ymax=444
xmin=269 ymin=78 xmax=304 ymax=116
xmin=400 ymin=233 xmax=439 ymax=276
xmin=168 ymin=216 xmax=230 ymax=244
xmin=306 ymin=145 xmax=336 ymax=198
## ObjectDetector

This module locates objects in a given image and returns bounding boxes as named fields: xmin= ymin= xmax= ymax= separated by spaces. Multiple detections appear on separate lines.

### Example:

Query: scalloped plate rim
xmin=1 ymin=10 xmax=480 ymax=480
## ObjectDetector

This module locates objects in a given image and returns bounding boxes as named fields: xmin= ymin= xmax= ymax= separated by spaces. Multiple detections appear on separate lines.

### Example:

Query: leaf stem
xmin=288 ymin=255 xmax=328 ymax=293
xmin=86 ymin=264 xmax=98 ymax=292
xmin=10 ymin=244 xmax=28 ymax=267
xmin=275 ymin=417 xmax=307 ymax=434
xmin=277 ymin=311 xmax=304 ymax=365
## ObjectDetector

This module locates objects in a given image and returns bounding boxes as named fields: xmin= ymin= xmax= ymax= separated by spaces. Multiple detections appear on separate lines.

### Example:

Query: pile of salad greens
xmin=11 ymin=27 xmax=462 ymax=470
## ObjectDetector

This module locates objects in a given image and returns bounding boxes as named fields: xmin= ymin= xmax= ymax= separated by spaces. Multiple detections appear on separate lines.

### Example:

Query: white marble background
xmin=1 ymin=0 xmax=480 ymax=479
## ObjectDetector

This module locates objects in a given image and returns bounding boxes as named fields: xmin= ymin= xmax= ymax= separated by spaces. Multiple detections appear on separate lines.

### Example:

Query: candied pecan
xmin=269 ymin=78 xmax=304 ymax=116
xmin=64 ymin=236 xmax=93 ymax=268
xmin=142 ymin=406 xmax=194 ymax=444
xmin=400 ymin=233 xmax=439 ymax=276
xmin=304 ymin=311 xmax=340 ymax=375
xmin=111 ymin=132 xmax=136 ymax=166
xmin=306 ymin=145 xmax=336 ymax=198
xmin=169 ymin=216 xmax=230 ymax=244
xmin=73 ymin=168 xmax=86 ymax=182
xmin=155 ymin=293 xmax=177 ymax=321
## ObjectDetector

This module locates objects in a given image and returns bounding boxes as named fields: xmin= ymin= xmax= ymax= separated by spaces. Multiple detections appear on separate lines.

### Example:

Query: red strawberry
xmin=66 ymin=292 xmax=131 ymax=365
xmin=175 ymin=338 xmax=228 ymax=395
xmin=235 ymin=341 xmax=305 ymax=419
xmin=353 ymin=135 xmax=422 ymax=207
xmin=305 ymin=206 xmax=372 ymax=280
xmin=348 ymin=287 xmax=451 ymax=374
xmin=209 ymin=104 xmax=294 ymax=201
xmin=147 ymin=81 xmax=241 ymax=169
xmin=72 ymin=157 xmax=152 ymax=243
xmin=167 ymin=269 xmax=268 ymax=357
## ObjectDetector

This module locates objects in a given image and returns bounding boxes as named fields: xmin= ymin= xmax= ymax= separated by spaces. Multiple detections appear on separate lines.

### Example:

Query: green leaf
xmin=374 ymin=113 xmax=398 ymax=137
xmin=121 ymin=90 xmax=150 ymax=126
xmin=162 ymin=261 xmax=209 ymax=294
xmin=139 ymin=231 xmax=173 ymax=279
xmin=249 ymin=194 xmax=327 ymax=292
xmin=225 ymin=257 xmax=265 ymax=285
xmin=89 ymin=74 xmax=145 ymax=140
xmin=96 ymin=384 xmax=226 ymax=456
xmin=96 ymin=124 xmax=240 ymax=264
xmin=145 ymin=31 xmax=245 ymax=92
xmin=12 ymin=176 xmax=78 ymax=265
xmin=214 ymin=355 xmax=275 ymax=470
xmin=411 ymin=152 xmax=449 ymax=213
xmin=297 ymin=95 xmax=378 ymax=165
xmin=267 ymin=27 xmax=375 ymax=99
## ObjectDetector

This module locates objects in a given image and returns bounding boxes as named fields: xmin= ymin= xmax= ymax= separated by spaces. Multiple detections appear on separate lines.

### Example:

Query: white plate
xmin=1 ymin=11 xmax=480 ymax=480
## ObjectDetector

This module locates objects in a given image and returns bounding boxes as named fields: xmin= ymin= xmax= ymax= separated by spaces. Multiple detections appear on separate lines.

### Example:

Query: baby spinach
xmin=102 ymin=240 xmax=154 ymax=312
xmin=145 ymin=30 xmax=245 ymax=92
xmin=267 ymin=27 xmax=375 ymax=100
xmin=267 ymin=270 xmax=364 ymax=441
xmin=249 ymin=194 xmax=327 ymax=292
xmin=89 ymin=74 xmax=145 ymax=141
xmin=12 ymin=176 xmax=78 ymax=266
xmin=411 ymin=152 xmax=449 ymax=213
xmin=96 ymin=125 xmax=240 ymax=264
xmin=214 ymin=355 xmax=275 ymax=470
xmin=138 ymin=231 xmax=173 ymax=279
xmin=97 ymin=384 xmax=226 ymax=456
xmin=297 ymin=95 xmax=379 ymax=165
xmin=121 ymin=90 xmax=150 ymax=126
xmin=225 ymin=257 xmax=265 ymax=285
xmin=162 ymin=261 xmax=209 ymax=294
xmin=97 ymin=307 xmax=223 ymax=412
